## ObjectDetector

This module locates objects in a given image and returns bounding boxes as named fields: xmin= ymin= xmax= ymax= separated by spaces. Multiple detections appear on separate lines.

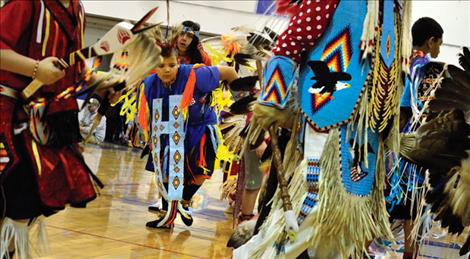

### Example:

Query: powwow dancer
xmin=172 ymin=20 xmax=212 ymax=66
xmin=399 ymin=46 xmax=470 ymax=257
xmin=386 ymin=17 xmax=445 ymax=258
xmin=0 ymin=2 xmax=160 ymax=257
xmin=0 ymin=1 xmax=99 ymax=258
xmin=201 ymin=28 xmax=278 ymax=222
xmin=148 ymin=20 xmax=213 ymax=213
xmin=137 ymin=43 xmax=258 ymax=229
xmin=232 ymin=0 xmax=412 ymax=257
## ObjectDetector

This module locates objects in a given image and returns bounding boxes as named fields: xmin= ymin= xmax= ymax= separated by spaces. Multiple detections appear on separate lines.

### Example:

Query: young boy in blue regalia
xmin=137 ymin=44 xmax=239 ymax=228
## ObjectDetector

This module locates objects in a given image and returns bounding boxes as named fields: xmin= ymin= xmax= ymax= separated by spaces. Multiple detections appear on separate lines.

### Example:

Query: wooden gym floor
xmin=30 ymin=144 xmax=467 ymax=258
xmin=34 ymin=144 xmax=233 ymax=259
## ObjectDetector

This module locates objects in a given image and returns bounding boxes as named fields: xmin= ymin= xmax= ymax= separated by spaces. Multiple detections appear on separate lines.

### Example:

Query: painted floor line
xmin=46 ymin=225 xmax=207 ymax=259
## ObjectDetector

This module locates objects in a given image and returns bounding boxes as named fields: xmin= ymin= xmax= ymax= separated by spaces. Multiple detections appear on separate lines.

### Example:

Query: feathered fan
xmin=400 ymin=47 xmax=470 ymax=256
xmin=83 ymin=24 xmax=163 ymax=143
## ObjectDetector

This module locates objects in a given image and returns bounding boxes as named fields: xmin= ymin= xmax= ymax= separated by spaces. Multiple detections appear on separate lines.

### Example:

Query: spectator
xmin=79 ymin=98 xmax=106 ymax=144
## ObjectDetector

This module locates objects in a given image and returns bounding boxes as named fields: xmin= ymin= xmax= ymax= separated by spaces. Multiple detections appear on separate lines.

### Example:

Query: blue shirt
xmin=143 ymin=65 xmax=220 ymax=127
xmin=142 ymin=65 xmax=220 ymax=172
xmin=400 ymin=53 xmax=431 ymax=111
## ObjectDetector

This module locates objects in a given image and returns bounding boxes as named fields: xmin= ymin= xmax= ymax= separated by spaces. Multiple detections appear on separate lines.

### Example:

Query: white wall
xmin=82 ymin=0 xmax=470 ymax=65
xmin=82 ymin=0 xmax=289 ymax=35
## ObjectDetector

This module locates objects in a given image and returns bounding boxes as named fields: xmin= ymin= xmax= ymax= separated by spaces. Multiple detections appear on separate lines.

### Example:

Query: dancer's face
xmin=156 ymin=56 xmax=179 ymax=86
xmin=177 ymin=32 xmax=194 ymax=53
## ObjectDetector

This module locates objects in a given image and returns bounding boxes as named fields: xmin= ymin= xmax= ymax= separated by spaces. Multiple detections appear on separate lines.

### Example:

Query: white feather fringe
xmin=0 ymin=217 xmax=48 ymax=259
xmin=1 ymin=218 xmax=30 ymax=259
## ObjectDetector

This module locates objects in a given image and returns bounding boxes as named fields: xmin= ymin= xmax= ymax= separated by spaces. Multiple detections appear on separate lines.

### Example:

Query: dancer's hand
xmin=35 ymin=57 xmax=68 ymax=85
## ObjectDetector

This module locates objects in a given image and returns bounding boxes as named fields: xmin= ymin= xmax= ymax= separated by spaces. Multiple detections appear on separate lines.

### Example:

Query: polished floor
xmin=36 ymin=144 xmax=233 ymax=259
xmin=30 ymin=144 xmax=467 ymax=258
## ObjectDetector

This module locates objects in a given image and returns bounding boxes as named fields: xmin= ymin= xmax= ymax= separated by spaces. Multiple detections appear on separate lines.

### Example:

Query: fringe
xmin=384 ymin=82 xmax=402 ymax=154
xmin=360 ymin=0 xmax=379 ymax=62
xmin=247 ymin=123 xmax=264 ymax=147
xmin=400 ymin=0 xmax=413 ymax=73
xmin=220 ymin=177 xmax=237 ymax=203
xmin=409 ymin=165 xmax=428 ymax=241
xmin=367 ymin=13 xmax=401 ymax=133
xmin=29 ymin=218 xmax=49 ymax=256
xmin=239 ymin=115 xmax=316 ymax=258
xmin=1 ymin=218 xmax=31 ymax=259
xmin=313 ymin=129 xmax=393 ymax=258
xmin=282 ymin=114 xmax=302 ymax=176
xmin=372 ymin=140 xmax=395 ymax=241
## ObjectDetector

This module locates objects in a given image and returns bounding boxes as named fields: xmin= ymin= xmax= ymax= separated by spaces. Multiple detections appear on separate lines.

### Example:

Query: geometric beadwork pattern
xmin=258 ymin=56 xmax=296 ymax=109
xmin=298 ymin=1 xmax=369 ymax=131
xmin=311 ymin=27 xmax=353 ymax=113
xmin=168 ymin=95 xmax=185 ymax=200
xmin=151 ymin=95 xmax=185 ymax=201
xmin=297 ymin=158 xmax=320 ymax=225
xmin=151 ymin=98 xmax=168 ymax=199
xmin=172 ymin=131 xmax=181 ymax=145
xmin=174 ymin=150 xmax=181 ymax=164
xmin=320 ymin=26 xmax=352 ymax=73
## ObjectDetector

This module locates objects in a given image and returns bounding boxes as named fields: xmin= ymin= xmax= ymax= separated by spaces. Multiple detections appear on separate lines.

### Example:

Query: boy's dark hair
xmin=160 ymin=43 xmax=178 ymax=58
xmin=412 ymin=17 xmax=443 ymax=46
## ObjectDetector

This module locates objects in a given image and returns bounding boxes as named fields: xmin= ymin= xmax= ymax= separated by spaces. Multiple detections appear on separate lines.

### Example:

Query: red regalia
xmin=0 ymin=0 xmax=98 ymax=216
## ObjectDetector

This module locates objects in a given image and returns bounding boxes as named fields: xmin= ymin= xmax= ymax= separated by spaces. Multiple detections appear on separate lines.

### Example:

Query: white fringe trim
xmin=400 ymin=0 xmax=413 ymax=73
xmin=0 ymin=217 xmax=49 ymax=259
xmin=1 ymin=218 xmax=30 ymax=259
xmin=360 ymin=0 xmax=379 ymax=61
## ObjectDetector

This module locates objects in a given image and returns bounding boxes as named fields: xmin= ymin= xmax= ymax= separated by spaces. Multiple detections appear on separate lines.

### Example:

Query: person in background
xmin=388 ymin=17 xmax=444 ymax=259
xmin=173 ymin=20 xmax=212 ymax=66
xmin=79 ymin=98 xmax=107 ymax=144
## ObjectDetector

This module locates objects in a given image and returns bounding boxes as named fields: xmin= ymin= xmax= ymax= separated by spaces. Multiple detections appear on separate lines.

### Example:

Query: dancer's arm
xmin=0 ymin=50 xmax=66 ymax=85
xmin=0 ymin=1 xmax=66 ymax=86
xmin=217 ymin=66 xmax=238 ymax=84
